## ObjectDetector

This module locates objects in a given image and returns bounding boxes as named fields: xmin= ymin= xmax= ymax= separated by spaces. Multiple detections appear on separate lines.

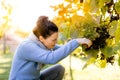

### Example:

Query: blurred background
xmin=0 ymin=0 xmax=63 ymax=53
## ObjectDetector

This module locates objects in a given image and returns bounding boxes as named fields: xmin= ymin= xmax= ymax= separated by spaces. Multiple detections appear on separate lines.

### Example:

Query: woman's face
xmin=39 ymin=32 xmax=58 ymax=49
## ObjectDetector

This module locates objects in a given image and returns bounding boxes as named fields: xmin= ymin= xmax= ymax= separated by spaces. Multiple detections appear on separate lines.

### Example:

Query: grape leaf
xmin=113 ymin=42 xmax=120 ymax=54
xmin=115 ymin=1 xmax=120 ymax=14
xmin=109 ymin=21 xmax=118 ymax=36
xmin=115 ymin=23 xmax=120 ymax=44
xmin=101 ymin=6 xmax=107 ymax=15
xmin=118 ymin=57 xmax=120 ymax=66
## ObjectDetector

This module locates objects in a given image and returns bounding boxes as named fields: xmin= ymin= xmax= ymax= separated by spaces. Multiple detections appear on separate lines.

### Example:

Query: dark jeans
xmin=39 ymin=64 xmax=65 ymax=80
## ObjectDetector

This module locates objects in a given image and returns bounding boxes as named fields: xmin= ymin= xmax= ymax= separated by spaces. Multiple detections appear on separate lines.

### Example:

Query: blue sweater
xmin=9 ymin=33 xmax=79 ymax=80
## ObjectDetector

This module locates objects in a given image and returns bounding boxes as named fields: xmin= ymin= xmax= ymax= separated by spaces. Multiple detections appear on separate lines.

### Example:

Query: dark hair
xmin=33 ymin=16 xmax=58 ymax=39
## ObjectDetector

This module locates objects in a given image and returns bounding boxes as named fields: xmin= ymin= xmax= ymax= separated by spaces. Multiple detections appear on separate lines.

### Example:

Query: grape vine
xmin=52 ymin=0 xmax=120 ymax=68
xmin=82 ymin=0 xmax=120 ymax=66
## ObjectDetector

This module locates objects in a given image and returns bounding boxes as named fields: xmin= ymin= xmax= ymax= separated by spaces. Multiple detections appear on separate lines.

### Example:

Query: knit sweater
xmin=9 ymin=33 xmax=79 ymax=80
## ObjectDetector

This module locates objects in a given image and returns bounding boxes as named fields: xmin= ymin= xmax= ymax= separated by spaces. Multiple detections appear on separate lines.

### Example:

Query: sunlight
xmin=2 ymin=0 xmax=63 ymax=32
xmin=77 ymin=9 xmax=84 ymax=16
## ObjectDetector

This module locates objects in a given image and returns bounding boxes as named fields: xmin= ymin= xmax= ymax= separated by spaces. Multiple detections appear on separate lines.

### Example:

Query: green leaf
xmin=113 ymin=42 xmax=120 ymax=54
xmin=109 ymin=21 xmax=118 ymax=36
xmin=98 ymin=0 xmax=111 ymax=8
xmin=115 ymin=23 xmax=120 ymax=44
xmin=101 ymin=6 xmax=107 ymax=15
xmin=115 ymin=1 xmax=120 ymax=14
xmin=82 ymin=57 xmax=96 ymax=70
xmin=98 ymin=0 xmax=105 ymax=8
xmin=101 ymin=46 xmax=114 ymax=57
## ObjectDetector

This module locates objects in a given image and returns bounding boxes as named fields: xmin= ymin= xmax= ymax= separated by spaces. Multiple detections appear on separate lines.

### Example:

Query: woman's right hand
xmin=76 ymin=38 xmax=92 ymax=48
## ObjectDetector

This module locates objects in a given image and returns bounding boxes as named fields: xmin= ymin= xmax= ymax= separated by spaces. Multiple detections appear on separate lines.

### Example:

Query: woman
xmin=9 ymin=16 xmax=92 ymax=80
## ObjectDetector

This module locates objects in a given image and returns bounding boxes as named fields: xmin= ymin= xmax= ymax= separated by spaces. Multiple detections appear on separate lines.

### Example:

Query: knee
xmin=56 ymin=64 xmax=65 ymax=74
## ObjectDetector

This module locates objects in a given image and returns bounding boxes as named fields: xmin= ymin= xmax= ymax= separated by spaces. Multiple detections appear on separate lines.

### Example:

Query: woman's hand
xmin=76 ymin=38 xmax=92 ymax=48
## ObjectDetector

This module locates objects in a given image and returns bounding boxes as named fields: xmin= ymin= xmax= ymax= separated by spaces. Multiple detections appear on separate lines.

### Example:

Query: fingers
xmin=83 ymin=38 xmax=92 ymax=48
xmin=87 ymin=40 xmax=92 ymax=48
xmin=76 ymin=38 xmax=92 ymax=47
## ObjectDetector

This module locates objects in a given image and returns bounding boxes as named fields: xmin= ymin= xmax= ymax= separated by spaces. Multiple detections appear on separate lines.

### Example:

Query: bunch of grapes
xmin=83 ymin=25 xmax=115 ymax=65
xmin=105 ymin=0 xmax=114 ymax=14
xmin=105 ymin=0 xmax=119 ymax=22
xmin=85 ymin=26 xmax=110 ymax=51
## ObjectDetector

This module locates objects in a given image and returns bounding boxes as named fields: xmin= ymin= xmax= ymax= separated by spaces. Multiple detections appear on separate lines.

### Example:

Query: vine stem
xmin=69 ymin=54 xmax=74 ymax=80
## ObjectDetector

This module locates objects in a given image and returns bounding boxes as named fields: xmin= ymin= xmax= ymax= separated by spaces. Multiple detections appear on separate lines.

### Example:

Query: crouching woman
xmin=9 ymin=16 xmax=92 ymax=80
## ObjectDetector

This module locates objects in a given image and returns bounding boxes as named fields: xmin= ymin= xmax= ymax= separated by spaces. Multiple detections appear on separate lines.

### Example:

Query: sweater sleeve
xmin=53 ymin=44 xmax=61 ymax=50
xmin=19 ymin=39 xmax=79 ymax=64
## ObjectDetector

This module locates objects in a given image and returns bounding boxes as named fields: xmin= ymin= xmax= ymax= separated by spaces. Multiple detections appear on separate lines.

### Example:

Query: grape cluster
xmin=85 ymin=0 xmax=119 ymax=51
xmin=105 ymin=0 xmax=119 ymax=22
xmin=110 ymin=14 xmax=119 ymax=22
xmin=98 ymin=53 xmax=115 ymax=65
xmin=105 ymin=0 xmax=114 ymax=14
xmin=85 ymin=26 xmax=110 ymax=50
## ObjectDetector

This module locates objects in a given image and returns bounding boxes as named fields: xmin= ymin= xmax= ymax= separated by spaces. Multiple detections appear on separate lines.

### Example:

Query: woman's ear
xmin=39 ymin=36 xmax=44 ymax=42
